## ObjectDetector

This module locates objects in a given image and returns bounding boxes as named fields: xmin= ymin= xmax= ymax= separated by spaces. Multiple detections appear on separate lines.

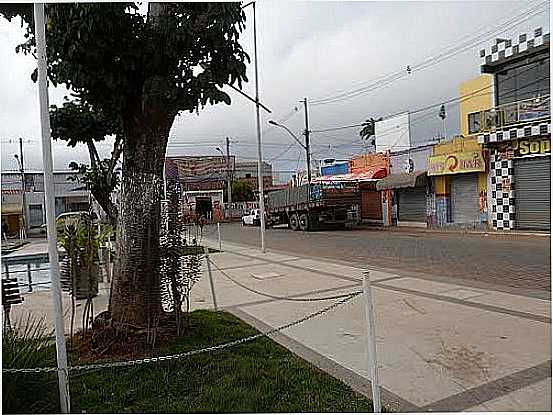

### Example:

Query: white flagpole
xmin=33 ymin=4 xmax=71 ymax=413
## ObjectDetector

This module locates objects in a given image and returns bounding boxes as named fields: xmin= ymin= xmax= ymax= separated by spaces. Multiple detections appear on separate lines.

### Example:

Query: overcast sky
xmin=0 ymin=1 xmax=549 ymax=182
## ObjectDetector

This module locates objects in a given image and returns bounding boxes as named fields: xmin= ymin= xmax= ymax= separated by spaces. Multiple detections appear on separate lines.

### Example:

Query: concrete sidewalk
xmin=198 ymin=237 xmax=551 ymax=412
xmin=9 ymin=237 xmax=551 ymax=412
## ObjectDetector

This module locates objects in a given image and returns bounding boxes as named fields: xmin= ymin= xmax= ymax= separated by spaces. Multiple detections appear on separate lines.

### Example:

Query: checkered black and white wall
xmin=480 ymin=27 xmax=549 ymax=66
xmin=489 ymin=151 xmax=515 ymax=230
xmin=478 ymin=122 xmax=550 ymax=144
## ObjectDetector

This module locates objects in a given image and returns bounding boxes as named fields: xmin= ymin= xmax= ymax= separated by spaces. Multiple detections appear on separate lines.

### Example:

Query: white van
xmin=241 ymin=209 xmax=261 ymax=226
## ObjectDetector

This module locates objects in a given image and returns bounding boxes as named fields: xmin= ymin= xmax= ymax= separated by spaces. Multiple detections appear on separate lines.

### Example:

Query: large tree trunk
xmin=109 ymin=108 xmax=173 ymax=327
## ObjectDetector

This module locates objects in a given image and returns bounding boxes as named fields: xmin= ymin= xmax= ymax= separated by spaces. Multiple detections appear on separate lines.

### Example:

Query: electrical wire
xmin=308 ymin=66 xmax=549 ymax=145
xmin=309 ymin=0 xmax=548 ymax=106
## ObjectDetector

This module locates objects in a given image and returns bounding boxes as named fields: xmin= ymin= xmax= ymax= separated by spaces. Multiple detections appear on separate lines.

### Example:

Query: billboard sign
xmin=375 ymin=112 xmax=411 ymax=153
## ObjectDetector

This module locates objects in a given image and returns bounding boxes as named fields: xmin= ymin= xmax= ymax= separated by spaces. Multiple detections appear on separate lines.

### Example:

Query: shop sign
xmin=519 ymin=97 xmax=550 ymax=122
xmin=427 ymin=151 xmax=485 ymax=176
xmin=498 ymin=138 xmax=551 ymax=158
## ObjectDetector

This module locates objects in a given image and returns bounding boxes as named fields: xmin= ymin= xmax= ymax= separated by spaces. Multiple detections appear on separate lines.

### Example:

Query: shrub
xmin=2 ymin=314 xmax=59 ymax=413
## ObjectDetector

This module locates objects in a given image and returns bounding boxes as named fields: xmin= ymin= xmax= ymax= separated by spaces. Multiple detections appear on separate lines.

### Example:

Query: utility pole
xmin=225 ymin=137 xmax=233 ymax=205
xmin=252 ymin=1 xmax=266 ymax=253
xmin=14 ymin=137 xmax=27 ymax=239
xmin=302 ymin=98 xmax=312 ymax=185
xmin=302 ymin=98 xmax=312 ymax=184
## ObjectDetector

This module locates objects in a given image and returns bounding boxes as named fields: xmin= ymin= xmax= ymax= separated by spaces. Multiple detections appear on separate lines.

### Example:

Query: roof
xmin=1 ymin=203 xmax=23 ymax=215
xmin=312 ymin=167 xmax=387 ymax=183
xmin=376 ymin=171 xmax=427 ymax=191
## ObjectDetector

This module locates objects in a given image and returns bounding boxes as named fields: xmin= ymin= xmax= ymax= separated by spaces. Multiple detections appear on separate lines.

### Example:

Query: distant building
xmin=165 ymin=156 xmax=273 ymax=221
xmin=234 ymin=161 xmax=273 ymax=189
xmin=167 ymin=155 xmax=234 ymax=192
xmin=1 ymin=171 xmax=90 ymax=236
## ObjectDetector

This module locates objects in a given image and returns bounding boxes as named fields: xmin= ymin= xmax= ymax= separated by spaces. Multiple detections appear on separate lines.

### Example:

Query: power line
xmin=309 ymin=1 xmax=548 ymax=106
xmin=309 ymin=64 xmax=549 ymax=141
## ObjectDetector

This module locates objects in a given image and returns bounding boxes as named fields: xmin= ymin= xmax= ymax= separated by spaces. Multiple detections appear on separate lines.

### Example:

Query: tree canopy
xmin=1 ymin=2 xmax=250 ymax=224
xmin=232 ymin=179 xmax=255 ymax=202
xmin=0 ymin=2 xmax=251 ymax=326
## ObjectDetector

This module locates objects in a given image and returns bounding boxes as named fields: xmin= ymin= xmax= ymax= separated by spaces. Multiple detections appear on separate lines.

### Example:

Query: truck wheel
xmin=290 ymin=214 xmax=300 ymax=231
xmin=299 ymin=213 xmax=309 ymax=231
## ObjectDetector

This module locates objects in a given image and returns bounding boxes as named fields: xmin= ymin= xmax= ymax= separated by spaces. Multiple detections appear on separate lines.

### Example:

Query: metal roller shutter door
xmin=361 ymin=190 xmax=382 ymax=220
xmin=450 ymin=173 xmax=479 ymax=224
xmin=398 ymin=188 xmax=426 ymax=222
xmin=515 ymin=156 xmax=550 ymax=230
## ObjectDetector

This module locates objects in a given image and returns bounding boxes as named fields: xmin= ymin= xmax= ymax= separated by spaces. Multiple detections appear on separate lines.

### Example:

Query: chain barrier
xmin=209 ymin=258 xmax=362 ymax=302
xmin=3 ymin=291 xmax=360 ymax=374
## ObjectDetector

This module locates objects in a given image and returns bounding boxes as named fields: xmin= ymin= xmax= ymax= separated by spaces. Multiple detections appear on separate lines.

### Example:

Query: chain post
xmin=204 ymin=246 xmax=218 ymax=311
xmin=363 ymin=270 xmax=381 ymax=413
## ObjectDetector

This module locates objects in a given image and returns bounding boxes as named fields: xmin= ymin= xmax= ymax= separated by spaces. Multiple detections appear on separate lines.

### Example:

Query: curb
xmin=348 ymin=225 xmax=550 ymax=238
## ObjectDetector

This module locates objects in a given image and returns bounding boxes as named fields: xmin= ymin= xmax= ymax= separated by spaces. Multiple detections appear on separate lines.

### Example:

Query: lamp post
xmin=242 ymin=0 xmax=266 ymax=253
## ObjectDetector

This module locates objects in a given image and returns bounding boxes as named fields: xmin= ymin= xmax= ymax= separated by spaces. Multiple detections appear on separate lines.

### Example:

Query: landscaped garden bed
xmin=3 ymin=310 xmax=375 ymax=413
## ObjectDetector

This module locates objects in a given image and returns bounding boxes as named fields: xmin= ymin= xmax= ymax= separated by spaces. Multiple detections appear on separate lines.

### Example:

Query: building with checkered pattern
xmin=474 ymin=27 xmax=550 ymax=231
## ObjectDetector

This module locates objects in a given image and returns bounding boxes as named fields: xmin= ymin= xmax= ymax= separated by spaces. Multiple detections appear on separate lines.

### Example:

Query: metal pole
xmin=226 ymin=137 xmax=233 ymax=205
xmin=27 ymin=263 xmax=32 ymax=292
xmin=34 ymin=4 xmax=71 ymax=413
xmin=302 ymin=98 xmax=312 ymax=185
xmin=253 ymin=2 xmax=266 ymax=253
xmin=217 ymin=222 xmax=222 ymax=251
xmin=363 ymin=270 xmax=381 ymax=413
xmin=203 ymin=246 xmax=218 ymax=311
xmin=19 ymin=137 xmax=27 ymax=238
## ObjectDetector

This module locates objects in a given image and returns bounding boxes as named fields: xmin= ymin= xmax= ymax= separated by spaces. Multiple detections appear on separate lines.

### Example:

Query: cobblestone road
xmin=213 ymin=224 xmax=551 ymax=298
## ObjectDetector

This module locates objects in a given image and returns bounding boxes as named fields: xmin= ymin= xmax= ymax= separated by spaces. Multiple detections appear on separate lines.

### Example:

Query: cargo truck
xmin=265 ymin=182 xmax=360 ymax=231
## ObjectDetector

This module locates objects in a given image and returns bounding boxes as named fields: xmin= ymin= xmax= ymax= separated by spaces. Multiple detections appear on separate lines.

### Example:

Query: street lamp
xmin=242 ymin=0 xmax=266 ymax=253
xmin=268 ymin=120 xmax=311 ymax=184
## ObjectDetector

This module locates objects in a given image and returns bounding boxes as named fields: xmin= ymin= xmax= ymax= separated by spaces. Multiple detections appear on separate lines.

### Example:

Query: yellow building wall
xmin=459 ymin=74 xmax=493 ymax=137
xmin=434 ymin=176 xmax=448 ymax=195
xmin=432 ymin=136 xmax=482 ymax=156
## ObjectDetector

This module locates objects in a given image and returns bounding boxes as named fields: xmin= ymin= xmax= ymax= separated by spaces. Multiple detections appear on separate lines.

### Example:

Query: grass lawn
xmin=4 ymin=310 xmax=375 ymax=413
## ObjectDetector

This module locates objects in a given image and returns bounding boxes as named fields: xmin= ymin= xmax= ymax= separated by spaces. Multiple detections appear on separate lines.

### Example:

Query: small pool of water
xmin=2 ymin=260 xmax=52 ymax=293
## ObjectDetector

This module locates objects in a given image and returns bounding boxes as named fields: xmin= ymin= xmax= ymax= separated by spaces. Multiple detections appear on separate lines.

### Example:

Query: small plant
xmin=2 ymin=313 xmax=58 ymax=413
xmin=58 ymin=212 xmax=111 ymax=343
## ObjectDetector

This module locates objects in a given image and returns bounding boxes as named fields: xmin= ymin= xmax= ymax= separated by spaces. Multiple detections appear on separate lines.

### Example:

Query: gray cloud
xmin=1 ymin=1 xmax=549 ymax=180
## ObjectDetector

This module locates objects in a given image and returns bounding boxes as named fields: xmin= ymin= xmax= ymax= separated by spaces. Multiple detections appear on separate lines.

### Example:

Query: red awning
xmin=312 ymin=167 xmax=387 ymax=183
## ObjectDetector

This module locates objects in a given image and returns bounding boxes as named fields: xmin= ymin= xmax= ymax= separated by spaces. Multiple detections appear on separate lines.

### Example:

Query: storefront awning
xmin=312 ymin=167 xmax=387 ymax=183
xmin=1 ymin=204 xmax=23 ymax=215
xmin=376 ymin=171 xmax=427 ymax=191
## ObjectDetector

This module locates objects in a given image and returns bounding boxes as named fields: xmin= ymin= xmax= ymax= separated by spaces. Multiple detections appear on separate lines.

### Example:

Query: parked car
xmin=242 ymin=209 xmax=261 ymax=226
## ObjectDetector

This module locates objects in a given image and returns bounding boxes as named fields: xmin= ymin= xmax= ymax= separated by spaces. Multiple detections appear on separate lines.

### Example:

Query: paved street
xmin=212 ymin=223 xmax=551 ymax=298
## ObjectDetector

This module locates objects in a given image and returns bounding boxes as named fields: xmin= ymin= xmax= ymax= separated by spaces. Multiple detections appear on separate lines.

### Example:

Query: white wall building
xmin=1 ymin=171 xmax=90 ymax=234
